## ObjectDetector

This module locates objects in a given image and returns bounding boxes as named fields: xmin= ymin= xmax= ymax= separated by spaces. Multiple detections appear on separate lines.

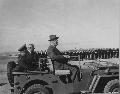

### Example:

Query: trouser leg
xmin=63 ymin=64 xmax=80 ymax=82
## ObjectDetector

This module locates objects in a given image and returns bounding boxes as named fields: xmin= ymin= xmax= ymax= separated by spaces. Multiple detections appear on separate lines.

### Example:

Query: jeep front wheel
xmin=104 ymin=79 xmax=119 ymax=93
xmin=24 ymin=84 xmax=49 ymax=94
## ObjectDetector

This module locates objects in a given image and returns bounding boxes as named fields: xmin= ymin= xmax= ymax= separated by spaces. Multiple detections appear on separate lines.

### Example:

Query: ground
xmin=0 ymin=56 xmax=119 ymax=94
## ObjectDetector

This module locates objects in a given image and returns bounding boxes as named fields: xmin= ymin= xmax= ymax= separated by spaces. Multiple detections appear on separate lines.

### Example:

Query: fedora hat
xmin=48 ymin=35 xmax=59 ymax=41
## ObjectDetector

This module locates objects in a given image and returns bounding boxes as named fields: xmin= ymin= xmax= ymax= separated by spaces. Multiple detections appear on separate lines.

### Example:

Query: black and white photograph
xmin=0 ymin=0 xmax=119 ymax=94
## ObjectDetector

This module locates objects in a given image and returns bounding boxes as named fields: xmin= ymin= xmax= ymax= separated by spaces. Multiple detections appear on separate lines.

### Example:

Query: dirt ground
xmin=0 ymin=57 xmax=119 ymax=94
xmin=0 ymin=70 xmax=10 ymax=94
xmin=0 ymin=74 xmax=10 ymax=94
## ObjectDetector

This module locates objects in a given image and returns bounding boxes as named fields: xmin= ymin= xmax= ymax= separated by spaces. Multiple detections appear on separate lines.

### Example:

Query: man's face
xmin=27 ymin=44 xmax=34 ymax=52
xmin=19 ymin=51 xmax=25 ymax=56
xmin=52 ymin=39 xmax=58 ymax=46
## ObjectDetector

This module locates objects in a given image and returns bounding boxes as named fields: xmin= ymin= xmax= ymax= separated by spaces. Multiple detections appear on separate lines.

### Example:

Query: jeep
xmin=7 ymin=56 xmax=119 ymax=94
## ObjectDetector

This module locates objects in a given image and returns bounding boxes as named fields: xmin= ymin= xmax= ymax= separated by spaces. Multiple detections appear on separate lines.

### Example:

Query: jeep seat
xmin=47 ymin=58 xmax=71 ymax=75
xmin=46 ymin=58 xmax=72 ymax=83
xmin=55 ymin=70 xmax=70 ymax=75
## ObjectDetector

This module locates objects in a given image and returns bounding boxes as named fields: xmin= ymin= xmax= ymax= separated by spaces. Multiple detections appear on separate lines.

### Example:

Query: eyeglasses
xmin=28 ymin=46 xmax=35 ymax=49
xmin=28 ymin=47 xmax=32 ymax=49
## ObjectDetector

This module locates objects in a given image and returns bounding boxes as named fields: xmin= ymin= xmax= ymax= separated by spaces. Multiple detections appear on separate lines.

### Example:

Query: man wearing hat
xmin=18 ymin=44 xmax=27 ymax=57
xmin=7 ymin=44 xmax=27 ymax=87
xmin=47 ymin=35 xmax=80 ymax=82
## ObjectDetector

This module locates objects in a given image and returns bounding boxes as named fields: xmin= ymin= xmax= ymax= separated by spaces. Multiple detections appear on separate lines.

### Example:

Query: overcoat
xmin=47 ymin=45 xmax=68 ymax=69
xmin=17 ymin=50 xmax=39 ymax=70
xmin=47 ymin=45 xmax=80 ymax=81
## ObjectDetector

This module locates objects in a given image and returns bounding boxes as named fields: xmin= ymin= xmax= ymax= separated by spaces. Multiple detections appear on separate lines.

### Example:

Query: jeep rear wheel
xmin=24 ymin=84 xmax=49 ymax=94
xmin=104 ymin=79 xmax=119 ymax=93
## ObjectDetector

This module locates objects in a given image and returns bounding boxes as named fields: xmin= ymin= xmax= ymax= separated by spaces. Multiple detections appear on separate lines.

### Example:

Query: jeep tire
xmin=7 ymin=61 xmax=16 ymax=87
xmin=24 ymin=84 xmax=50 ymax=94
xmin=104 ymin=79 xmax=119 ymax=93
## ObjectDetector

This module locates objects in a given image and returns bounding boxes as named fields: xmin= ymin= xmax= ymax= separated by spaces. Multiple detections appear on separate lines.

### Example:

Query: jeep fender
xmin=89 ymin=75 xmax=119 ymax=93
xmin=21 ymin=79 xmax=49 ymax=93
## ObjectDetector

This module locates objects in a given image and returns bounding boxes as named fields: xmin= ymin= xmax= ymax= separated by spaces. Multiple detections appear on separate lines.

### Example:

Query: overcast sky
xmin=0 ymin=0 xmax=119 ymax=52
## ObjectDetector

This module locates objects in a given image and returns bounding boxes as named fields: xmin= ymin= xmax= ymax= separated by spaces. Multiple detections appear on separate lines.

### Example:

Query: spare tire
xmin=104 ymin=79 xmax=119 ymax=93
xmin=7 ymin=61 xmax=16 ymax=87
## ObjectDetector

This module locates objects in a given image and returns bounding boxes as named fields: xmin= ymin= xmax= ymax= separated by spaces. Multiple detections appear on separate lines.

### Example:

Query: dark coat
xmin=47 ymin=45 xmax=68 ymax=69
xmin=17 ymin=50 xmax=39 ymax=70
xmin=47 ymin=45 xmax=80 ymax=81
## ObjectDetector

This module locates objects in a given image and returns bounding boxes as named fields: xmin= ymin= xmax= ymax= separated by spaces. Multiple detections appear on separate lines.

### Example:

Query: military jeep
xmin=7 ymin=56 xmax=119 ymax=94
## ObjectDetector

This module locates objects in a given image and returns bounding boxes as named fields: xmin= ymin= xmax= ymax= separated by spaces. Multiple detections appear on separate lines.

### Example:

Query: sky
xmin=0 ymin=0 xmax=119 ymax=52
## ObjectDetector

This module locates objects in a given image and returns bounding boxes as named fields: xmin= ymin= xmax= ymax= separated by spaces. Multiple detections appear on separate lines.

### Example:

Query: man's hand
xmin=63 ymin=55 xmax=70 ymax=59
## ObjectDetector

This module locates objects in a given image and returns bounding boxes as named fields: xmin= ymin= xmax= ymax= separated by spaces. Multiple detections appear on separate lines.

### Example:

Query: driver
xmin=47 ymin=35 xmax=80 ymax=82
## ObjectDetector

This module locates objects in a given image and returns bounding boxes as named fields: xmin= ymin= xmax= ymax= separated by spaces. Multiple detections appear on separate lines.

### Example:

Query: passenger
xmin=47 ymin=35 xmax=80 ymax=82
xmin=15 ymin=44 xmax=39 ymax=71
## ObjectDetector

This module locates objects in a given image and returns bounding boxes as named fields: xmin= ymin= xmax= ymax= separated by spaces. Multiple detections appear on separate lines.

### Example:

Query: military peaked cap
xmin=18 ymin=44 xmax=27 ymax=51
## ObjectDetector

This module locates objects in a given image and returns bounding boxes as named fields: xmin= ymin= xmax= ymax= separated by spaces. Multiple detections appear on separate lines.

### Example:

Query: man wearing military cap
xmin=17 ymin=44 xmax=27 ymax=57
xmin=47 ymin=35 xmax=80 ymax=82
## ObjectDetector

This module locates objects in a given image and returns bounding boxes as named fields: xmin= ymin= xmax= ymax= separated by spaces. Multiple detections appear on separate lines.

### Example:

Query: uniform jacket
xmin=18 ymin=50 xmax=39 ymax=70
xmin=47 ymin=45 xmax=68 ymax=69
